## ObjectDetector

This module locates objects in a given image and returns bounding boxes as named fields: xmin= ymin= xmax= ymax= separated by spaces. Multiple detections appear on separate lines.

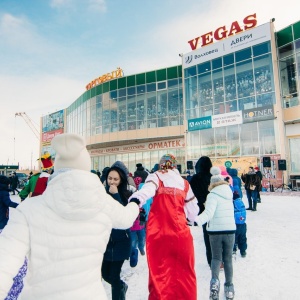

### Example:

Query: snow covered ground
xmin=10 ymin=191 xmax=300 ymax=299
xmin=103 ymin=191 xmax=300 ymax=299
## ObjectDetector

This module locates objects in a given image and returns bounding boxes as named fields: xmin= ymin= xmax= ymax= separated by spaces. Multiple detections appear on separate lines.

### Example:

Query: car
xmin=15 ymin=172 xmax=28 ymax=188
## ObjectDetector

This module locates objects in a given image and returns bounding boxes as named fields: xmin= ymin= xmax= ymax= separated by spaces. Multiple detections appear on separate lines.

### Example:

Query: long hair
xmin=105 ymin=166 xmax=131 ymax=204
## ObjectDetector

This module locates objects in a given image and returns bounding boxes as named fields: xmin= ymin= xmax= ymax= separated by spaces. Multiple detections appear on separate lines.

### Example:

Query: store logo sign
xmin=188 ymin=13 xmax=257 ymax=50
xmin=185 ymin=55 xmax=193 ymax=64
xmin=188 ymin=116 xmax=212 ymax=131
xmin=243 ymin=105 xmax=274 ymax=123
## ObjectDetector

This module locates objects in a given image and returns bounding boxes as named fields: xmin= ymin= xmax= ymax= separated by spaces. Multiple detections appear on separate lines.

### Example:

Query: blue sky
xmin=1 ymin=0 xmax=299 ymax=169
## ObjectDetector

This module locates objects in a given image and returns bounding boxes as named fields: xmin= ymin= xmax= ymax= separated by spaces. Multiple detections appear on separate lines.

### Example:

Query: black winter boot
xmin=119 ymin=281 xmax=128 ymax=300
xmin=252 ymin=201 xmax=257 ymax=211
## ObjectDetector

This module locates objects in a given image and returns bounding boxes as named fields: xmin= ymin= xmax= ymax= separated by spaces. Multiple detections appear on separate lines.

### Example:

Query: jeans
xmin=246 ymin=189 xmax=258 ymax=209
xmin=209 ymin=234 xmax=235 ymax=285
xmin=233 ymin=224 xmax=247 ymax=253
xmin=130 ymin=228 xmax=145 ymax=253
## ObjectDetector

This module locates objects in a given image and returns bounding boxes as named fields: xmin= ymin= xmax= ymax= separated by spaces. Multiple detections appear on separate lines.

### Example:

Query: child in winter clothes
xmin=233 ymin=191 xmax=247 ymax=257
xmin=195 ymin=166 xmax=236 ymax=300
xmin=129 ymin=178 xmax=153 ymax=267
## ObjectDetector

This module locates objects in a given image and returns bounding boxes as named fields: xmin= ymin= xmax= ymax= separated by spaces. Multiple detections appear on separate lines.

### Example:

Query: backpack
xmin=233 ymin=198 xmax=246 ymax=224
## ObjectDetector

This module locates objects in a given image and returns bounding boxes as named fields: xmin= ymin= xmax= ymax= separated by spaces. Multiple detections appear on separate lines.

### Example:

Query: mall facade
xmin=41 ymin=16 xmax=300 ymax=187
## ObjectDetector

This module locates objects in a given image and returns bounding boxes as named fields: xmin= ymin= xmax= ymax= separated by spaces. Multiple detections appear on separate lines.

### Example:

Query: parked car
xmin=15 ymin=172 xmax=28 ymax=188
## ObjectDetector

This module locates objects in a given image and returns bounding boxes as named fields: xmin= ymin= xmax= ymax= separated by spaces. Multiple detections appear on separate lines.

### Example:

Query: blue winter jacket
xmin=0 ymin=183 xmax=18 ymax=229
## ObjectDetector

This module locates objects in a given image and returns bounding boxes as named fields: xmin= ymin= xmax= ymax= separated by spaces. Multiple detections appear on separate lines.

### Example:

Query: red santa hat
xmin=254 ymin=166 xmax=259 ymax=171
xmin=40 ymin=153 xmax=53 ymax=170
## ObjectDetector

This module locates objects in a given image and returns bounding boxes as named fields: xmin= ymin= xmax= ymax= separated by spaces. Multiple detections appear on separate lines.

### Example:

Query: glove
xmin=129 ymin=197 xmax=140 ymax=205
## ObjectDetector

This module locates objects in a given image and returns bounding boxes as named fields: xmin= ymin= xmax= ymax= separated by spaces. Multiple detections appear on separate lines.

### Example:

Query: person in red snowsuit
xmin=129 ymin=154 xmax=199 ymax=300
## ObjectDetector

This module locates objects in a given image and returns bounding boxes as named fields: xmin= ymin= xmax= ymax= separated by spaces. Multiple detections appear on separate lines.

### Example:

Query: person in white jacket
xmin=0 ymin=133 xmax=140 ymax=300
xmin=195 ymin=166 xmax=236 ymax=300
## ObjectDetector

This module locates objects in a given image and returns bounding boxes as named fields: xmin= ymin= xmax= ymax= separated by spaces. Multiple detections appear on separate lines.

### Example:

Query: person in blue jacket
xmin=102 ymin=163 xmax=132 ymax=300
xmin=227 ymin=167 xmax=243 ymax=198
xmin=0 ymin=175 xmax=18 ymax=230
xmin=233 ymin=191 xmax=247 ymax=257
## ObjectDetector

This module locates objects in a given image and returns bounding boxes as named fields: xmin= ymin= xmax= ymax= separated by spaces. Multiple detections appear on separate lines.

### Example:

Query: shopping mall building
xmin=41 ymin=14 xmax=300 ymax=189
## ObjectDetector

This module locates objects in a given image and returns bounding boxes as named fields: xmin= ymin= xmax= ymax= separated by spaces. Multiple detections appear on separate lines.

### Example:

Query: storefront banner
xmin=188 ymin=116 xmax=212 ymax=131
xmin=212 ymin=111 xmax=243 ymax=128
xmin=89 ymin=138 xmax=185 ymax=156
xmin=42 ymin=110 xmax=64 ymax=133
xmin=242 ymin=105 xmax=275 ymax=123
xmin=183 ymin=23 xmax=271 ymax=69
xmin=42 ymin=128 xmax=64 ymax=144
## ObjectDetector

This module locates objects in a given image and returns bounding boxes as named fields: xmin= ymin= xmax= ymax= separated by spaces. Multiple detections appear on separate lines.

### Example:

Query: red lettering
xmin=227 ymin=21 xmax=243 ymax=37
xmin=243 ymin=13 xmax=257 ymax=30
xmin=201 ymin=32 xmax=213 ymax=46
xmin=214 ymin=26 xmax=227 ymax=40
xmin=187 ymin=37 xmax=200 ymax=50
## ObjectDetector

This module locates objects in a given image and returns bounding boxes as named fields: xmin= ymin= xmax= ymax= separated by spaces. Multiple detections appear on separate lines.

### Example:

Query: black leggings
xmin=102 ymin=259 xmax=125 ymax=300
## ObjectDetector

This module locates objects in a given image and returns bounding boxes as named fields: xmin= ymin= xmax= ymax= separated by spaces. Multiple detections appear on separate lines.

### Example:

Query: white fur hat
xmin=51 ymin=133 xmax=91 ymax=172
xmin=210 ymin=166 xmax=224 ymax=184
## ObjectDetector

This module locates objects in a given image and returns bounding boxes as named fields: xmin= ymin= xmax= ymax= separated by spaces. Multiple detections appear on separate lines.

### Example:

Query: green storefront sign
xmin=224 ymin=161 xmax=232 ymax=168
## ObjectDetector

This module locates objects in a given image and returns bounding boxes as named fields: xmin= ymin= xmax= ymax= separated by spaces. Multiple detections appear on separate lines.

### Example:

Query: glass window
xmin=290 ymin=138 xmax=300 ymax=173
xmin=198 ymin=73 xmax=212 ymax=106
xmin=212 ymin=57 xmax=222 ymax=70
xmin=254 ymin=54 xmax=274 ymax=96
xmin=279 ymin=56 xmax=297 ymax=104
xmin=167 ymin=66 xmax=178 ymax=79
xmin=137 ymin=85 xmax=146 ymax=94
xmin=224 ymin=65 xmax=237 ymax=101
xmin=146 ymin=71 xmax=156 ymax=83
xmin=295 ymin=39 xmax=300 ymax=50
xmin=157 ymin=81 xmax=166 ymax=90
xmin=240 ymin=122 xmax=259 ymax=155
xmin=259 ymin=120 xmax=276 ymax=155
xmin=118 ymin=88 xmax=126 ymax=98
xmin=168 ymin=79 xmax=178 ymax=89
xmin=215 ymin=127 xmax=227 ymax=156
xmin=200 ymin=128 xmax=215 ymax=156
xmin=253 ymin=41 xmax=271 ymax=57
xmin=236 ymin=60 xmax=254 ymax=98
xmin=147 ymin=93 xmax=157 ymax=119
xmin=185 ymin=76 xmax=197 ymax=110
xmin=235 ymin=47 xmax=252 ymax=63
xmin=197 ymin=61 xmax=211 ymax=74
xmin=185 ymin=66 xmax=197 ymax=78
xmin=201 ymin=104 xmax=213 ymax=117
xmin=223 ymin=53 xmax=234 ymax=66
xmin=127 ymin=87 xmax=136 ymax=96
xmin=225 ymin=100 xmax=237 ymax=113
xmin=212 ymin=69 xmax=224 ymax=104
xmin=227 ymin=125 xmax=240 ymax=156
xmin=257 ymin=93 xmax=275 ymax=107
xmin=239 ymin=96 xmax=255 ymax=110
xmin=278 ymin=43 xmax=294 ymax=59
xmin=147 ymin=83 xmax=156 ymax=93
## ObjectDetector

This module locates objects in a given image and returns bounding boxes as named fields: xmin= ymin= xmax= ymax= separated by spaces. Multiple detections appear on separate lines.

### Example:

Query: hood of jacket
xmin=43 ymin=169 xmax=105 ymax=221
xmin=195 ymin=156 xmax=212 ymax=174
xmin=208 ymin=181 xmax=233 ymax=200
xmin=227 ymin=168 xmax=238 ymax=177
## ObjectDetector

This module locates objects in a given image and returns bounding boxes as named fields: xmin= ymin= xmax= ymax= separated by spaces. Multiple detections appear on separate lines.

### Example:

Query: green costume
xmin=19 ymin=173 xmax=40 ymax=200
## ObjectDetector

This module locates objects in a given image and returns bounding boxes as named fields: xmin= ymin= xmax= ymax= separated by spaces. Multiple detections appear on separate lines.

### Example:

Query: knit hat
xmin=40 ymin=153 xmax=54 ymax=170
xmin=136 ymin=163 xmax=143 ymax=168
xmin=51 ymin=133 xmax=91 ymax=172
xmin=159 ymin=154 xmax=177 ymax=171
xmin=254 ymin=166 xmax=259 ymax=171
xmin=111 ymin=161 xmax=129 ymax=176
xmin=0 ymin=175 xmax=10 ymax=186
xmin=210 ymin=166 xmax=224 ymax=184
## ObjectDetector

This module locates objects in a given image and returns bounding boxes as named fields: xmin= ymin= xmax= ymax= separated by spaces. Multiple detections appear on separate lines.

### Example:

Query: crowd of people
xmin=0 ymin=133 xmax=264 ymax=300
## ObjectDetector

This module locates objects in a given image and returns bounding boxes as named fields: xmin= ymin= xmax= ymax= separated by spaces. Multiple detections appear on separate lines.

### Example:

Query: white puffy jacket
xmin=195 ymin=181 xmax=236 ymax=233
xmin=0 ymin=170 xmax=139 ymax=300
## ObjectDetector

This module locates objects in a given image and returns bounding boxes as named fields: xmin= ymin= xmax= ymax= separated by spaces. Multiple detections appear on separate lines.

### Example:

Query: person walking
xmin=101 ymin=162 xmax=134 ymax=300
xmin=0 ymin=133 xmax=139 ymax=300
xmin=195 ymin=166 xmax=236 ymax=300
xmin=133 ymin=163 xmax=149 ymax=183
xmin=10 ymin=172 xmax=20 ymax=195
xmin=232 ymin=191 xmax=247 ymax=258
xmin=254 ymin=166 xmax=263 ymax=203
xmin=241 ymin=166 xmax=261 ymax=211
xmin=129 ymin=154 xmax=199 ymax=300
xmin=189 ymin=155 xmax=213 ymax=267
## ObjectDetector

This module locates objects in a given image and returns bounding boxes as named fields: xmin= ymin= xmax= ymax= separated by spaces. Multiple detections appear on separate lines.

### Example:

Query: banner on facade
xmin=188 ymin=105 xmax=274 ymax=132
xmin=89 ymin=138 xmax=185 ymax=156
